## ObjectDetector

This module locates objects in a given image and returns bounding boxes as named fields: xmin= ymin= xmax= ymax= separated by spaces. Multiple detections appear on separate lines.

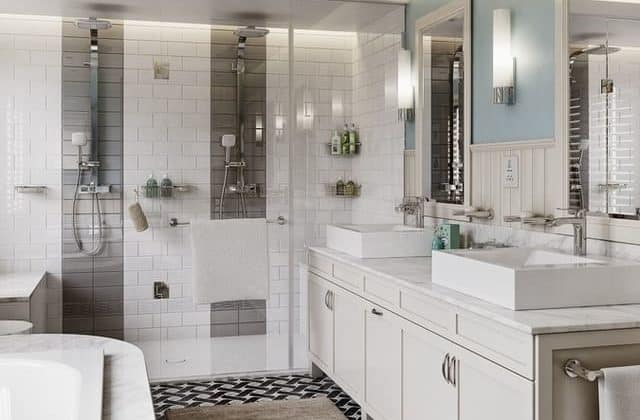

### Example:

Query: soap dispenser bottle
xmin=145 ymin=174 xmax=158 ymax=198
xmin=160 ymin=174 xmax=173 ymax=198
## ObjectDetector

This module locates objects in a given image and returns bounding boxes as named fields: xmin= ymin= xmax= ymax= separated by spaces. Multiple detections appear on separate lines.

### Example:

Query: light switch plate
xmin=504 ymin=155 xmax=519 ymax=188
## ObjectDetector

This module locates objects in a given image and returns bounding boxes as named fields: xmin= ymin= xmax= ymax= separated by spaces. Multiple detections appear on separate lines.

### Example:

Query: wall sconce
xmin=493 ymin=9 xmax=515 ymax=105
xmin=397 ymin=48 xmax=414 ymax=121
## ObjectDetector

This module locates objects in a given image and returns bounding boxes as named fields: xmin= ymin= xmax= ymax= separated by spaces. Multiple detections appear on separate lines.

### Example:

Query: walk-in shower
xmin=218 ymin=26 xmax=270 ymax=219
xmin=71 ymin=17 xmax=113 ymax=255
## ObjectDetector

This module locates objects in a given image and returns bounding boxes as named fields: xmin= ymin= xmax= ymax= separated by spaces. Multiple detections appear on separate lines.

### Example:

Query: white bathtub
xmin=0 ymin=349 xmax=103 ymax=420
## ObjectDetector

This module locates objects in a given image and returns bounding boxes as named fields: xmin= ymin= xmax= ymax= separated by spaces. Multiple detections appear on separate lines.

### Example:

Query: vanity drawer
xmin=399 ymin=290 xmax=456 ymax=334
xmin=456 ymin=311 xmax=534 ymax=379
xmin=308 ymin=252 xmax=333 ymax=277
xmin=333 ymin=262 xmax=365 ymax=291
xmin=364 ymin=274 xmax=400 ymax=307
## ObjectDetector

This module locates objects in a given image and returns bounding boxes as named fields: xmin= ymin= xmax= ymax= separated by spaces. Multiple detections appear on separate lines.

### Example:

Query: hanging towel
xmin=599 ymin=365 xmax=640 ymax=420
xmin=191 ymin=218 xmax=269 ymax=305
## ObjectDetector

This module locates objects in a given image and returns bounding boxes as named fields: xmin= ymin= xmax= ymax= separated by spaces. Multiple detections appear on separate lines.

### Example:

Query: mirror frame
xmin=414 ymin=0 xmax=472 ymax=214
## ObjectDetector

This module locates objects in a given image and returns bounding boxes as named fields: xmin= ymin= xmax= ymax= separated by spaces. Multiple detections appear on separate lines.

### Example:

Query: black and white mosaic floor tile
xmin=151 ymin=374 xmax=361 ymax=420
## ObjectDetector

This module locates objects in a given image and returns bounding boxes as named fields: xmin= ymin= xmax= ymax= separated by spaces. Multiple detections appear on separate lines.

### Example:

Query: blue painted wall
xmin=405 ymin=0 xmax=556 ymax=147
xmin=472 ymin=0 xmax=555 ymax=143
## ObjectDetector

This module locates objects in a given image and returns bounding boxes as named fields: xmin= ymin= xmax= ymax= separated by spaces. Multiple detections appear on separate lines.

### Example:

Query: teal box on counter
xmin=434 ymin=223 xmax=460 ymax=250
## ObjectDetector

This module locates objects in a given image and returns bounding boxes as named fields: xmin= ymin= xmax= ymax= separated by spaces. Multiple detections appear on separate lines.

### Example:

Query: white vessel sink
xmin=326 ymin=224 xmax=432 ymax=258
xmin=432 ymin=248 xmax=640 ymax=310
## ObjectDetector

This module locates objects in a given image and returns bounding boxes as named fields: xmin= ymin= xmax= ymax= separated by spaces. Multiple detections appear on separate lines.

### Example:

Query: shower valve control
xmin=78 ymin=184 xmax=112 ymax=194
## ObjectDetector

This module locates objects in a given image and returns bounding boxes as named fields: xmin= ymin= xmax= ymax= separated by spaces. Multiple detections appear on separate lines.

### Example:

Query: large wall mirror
xmin=415 ymin=0 xmax=471 ymax=208
xmin=567 ymin=0 xmax=640 ymax=219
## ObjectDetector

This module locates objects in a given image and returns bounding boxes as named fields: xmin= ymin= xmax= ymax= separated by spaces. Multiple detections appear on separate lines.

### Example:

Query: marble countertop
xmin=310 ymin=247 xmax=640 ymax=335
xmin=0 ymin=272 xmax=46 ymax=303
xmin=0 ymin=334 xmax=155 ymax=420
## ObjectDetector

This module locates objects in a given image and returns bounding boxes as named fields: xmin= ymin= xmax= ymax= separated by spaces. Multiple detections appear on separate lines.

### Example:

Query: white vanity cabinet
xmin=308 ymin=273 xmax=334 ymax=373
xmin=402 ymin=320 xmax=458 ymax=420
xmin=365 ymin=304 xmax=402 ymax=420
xmin=333 ymin=286 xmax=366 ymax=401
xmin=307 ymin=250 xmax=534 ymax=420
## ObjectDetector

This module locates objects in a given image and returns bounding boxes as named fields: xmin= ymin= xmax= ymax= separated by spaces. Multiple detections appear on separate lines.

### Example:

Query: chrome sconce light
xmin=493 ymin=9 xmax=515 ymax=105
xmin=397 ymin=48 xmax=414 ymax=121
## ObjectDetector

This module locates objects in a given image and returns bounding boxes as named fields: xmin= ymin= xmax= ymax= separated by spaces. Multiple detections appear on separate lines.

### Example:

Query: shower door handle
xmin=267 ymin=216 xmax=286 ymax=226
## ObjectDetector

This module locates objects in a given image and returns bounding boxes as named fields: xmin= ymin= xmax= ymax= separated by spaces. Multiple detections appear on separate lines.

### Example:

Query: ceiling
xmin=0 ymin=0 xmax=406 ymax=31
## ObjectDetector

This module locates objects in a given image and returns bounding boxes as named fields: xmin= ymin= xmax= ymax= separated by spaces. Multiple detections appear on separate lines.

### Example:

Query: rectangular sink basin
xmin=327 ymin=224 xmax=432 ymax=258
xmin=432 ymin=248 xmax=640 ymax=310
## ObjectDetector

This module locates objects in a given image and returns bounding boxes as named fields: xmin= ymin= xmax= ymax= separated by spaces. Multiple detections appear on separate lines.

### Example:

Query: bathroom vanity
xmin=307 ymin=247 xmax=640 ymax=420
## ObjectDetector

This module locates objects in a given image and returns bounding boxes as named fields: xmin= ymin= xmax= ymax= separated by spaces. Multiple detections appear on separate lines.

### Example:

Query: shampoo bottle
xmin=349 ymin=123 xmax=358 ymax=154
xmin=331 ymin=130 xmax=341 ymax=155
xmin=341 ymin=124 xmax=350 ymax=155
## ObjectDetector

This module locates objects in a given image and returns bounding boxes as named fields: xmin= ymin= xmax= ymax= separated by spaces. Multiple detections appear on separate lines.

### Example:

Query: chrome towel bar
xmin=564 ymin=359 xmax=603 ymax=382
xmin=169 ymin=216 xmax=286 ymax=227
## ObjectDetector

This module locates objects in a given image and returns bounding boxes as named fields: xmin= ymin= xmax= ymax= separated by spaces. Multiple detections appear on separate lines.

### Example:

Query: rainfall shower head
xmin=234 ymin=26 xmax=270 ymax=39
xmin=570 ymin=44 xmax=621 ymax=59
xmin=75 ymin=17 xmax=112 ymax=30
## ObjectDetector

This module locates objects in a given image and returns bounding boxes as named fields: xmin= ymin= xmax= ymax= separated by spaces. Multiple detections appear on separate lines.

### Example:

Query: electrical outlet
xmin=504 ymin=155 xmax=519 ymax=188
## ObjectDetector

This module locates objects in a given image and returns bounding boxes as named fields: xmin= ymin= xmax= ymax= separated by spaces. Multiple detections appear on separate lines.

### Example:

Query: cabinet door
xmin=365 ymin=305 xmax=402 ymax=420
xmin=308 ymin=273 xmax=334 ymax=372
xmin=458 ymin=347 xmax=534 ymax=420
xmin=402 ymin=321 xmax=458 ymax=420
xmin=333 ymin=286 xmax=365 ymax=401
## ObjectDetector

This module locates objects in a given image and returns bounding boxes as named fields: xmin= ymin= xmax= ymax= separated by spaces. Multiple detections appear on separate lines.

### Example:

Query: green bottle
xmin=341 ymin=124 xmax=350 ymax=155
xmin=145 ymin=174 xmax=158 ymax=198
xmin=349 ymin=123 xmax=358 ymax=154
xmin=336 ymin=178 xmax=345 ymax=196
xmin=160 ymin=174 xmax=173 ymax=198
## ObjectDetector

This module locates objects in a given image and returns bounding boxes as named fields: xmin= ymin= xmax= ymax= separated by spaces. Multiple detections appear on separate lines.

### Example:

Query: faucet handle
xmin=556 ymin=208 xmax=587 ymax=218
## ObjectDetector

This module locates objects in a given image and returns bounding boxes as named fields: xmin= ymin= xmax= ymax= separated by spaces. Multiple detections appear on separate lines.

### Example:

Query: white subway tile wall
xmin=122 ymin=21 xmax=212 ymax=342
xmin=0 ymin=15 xmax=63 ymax=332
xmin=351 ymin=24 xmax=405 ymax=224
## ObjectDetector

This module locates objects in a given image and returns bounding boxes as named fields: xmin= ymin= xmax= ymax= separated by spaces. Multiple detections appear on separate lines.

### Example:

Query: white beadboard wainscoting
xmin=468 ymin=138 xmax=564 ymax=227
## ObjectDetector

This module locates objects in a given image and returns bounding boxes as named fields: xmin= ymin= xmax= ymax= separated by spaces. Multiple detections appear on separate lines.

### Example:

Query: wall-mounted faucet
xmin=453 ymin=208 xmax=494 ymax=220
xmin=395 ymin=197 xmax=428 ymax=228
xmin=504 ymin=209 xmax=587 ymax=256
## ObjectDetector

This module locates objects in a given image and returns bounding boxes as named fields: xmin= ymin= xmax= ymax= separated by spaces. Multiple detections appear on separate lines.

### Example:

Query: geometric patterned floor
xmin=151 ymin=374 xmax=361 ymax=420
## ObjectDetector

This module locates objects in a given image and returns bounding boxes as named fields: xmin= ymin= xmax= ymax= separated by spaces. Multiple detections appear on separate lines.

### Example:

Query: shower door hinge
xmin=601 ymin=79 xmax=614 ymax=94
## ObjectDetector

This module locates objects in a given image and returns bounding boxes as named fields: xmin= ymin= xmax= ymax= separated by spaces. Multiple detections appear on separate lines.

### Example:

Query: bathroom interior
xmin=4 ymin=0 xmax=640 ymax=419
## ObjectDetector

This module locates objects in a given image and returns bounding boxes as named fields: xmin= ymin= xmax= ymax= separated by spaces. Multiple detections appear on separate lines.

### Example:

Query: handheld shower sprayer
xmin=221 ymin=134 xmax=236 ymax=163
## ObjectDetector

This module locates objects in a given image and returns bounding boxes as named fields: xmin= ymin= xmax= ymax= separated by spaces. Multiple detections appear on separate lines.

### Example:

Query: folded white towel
xmin=599 ymin=365 xmax=640 ymax=420
xmin=191 ymin=219 xmax=269 ymax=304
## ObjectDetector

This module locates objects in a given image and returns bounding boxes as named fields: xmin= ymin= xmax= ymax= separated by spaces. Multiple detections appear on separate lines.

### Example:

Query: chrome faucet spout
xmin=549 ymin=210 xmax=587 ymax=256
xmin=396 ymin=197 xmax=428 ymax=228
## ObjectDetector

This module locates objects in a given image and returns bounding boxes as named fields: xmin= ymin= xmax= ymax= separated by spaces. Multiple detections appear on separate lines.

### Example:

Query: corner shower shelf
xmin=328 ymin=184 xmax=361 ymax=198
xmin=14 ymin=185 xmax=47 ymax=194
xmin=326 ymin=142 xmax=362 ymax=156
xmin=139 ymin=184 xmax=191 ymax=198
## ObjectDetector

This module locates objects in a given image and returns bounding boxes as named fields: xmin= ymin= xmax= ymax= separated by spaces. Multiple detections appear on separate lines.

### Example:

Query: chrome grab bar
xmin=564 ymin=359 xmax=603 ymax=382
xmin=169 ymin=216 xmax=286 ymax=227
